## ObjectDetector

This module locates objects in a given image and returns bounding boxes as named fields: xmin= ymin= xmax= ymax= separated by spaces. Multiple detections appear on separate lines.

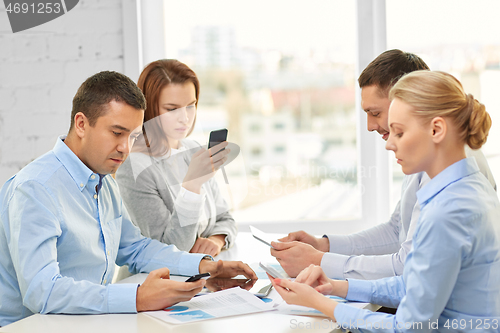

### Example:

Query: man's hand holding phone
xmin=136 ymin=268 xmax=206 ymax=312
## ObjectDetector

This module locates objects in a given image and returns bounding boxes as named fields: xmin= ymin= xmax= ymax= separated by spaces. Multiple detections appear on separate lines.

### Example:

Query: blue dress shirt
xmin=0 ymin=137 xmax=206 ymax=327
xmin=321 ymin=147 xmax=496 ymax=280
xmin=334 ymin=158 xmax=500 ymax=332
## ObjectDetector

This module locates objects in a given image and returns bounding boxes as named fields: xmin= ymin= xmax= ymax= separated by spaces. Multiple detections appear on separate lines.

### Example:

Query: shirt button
xmin=80 ymin=183 xmax=84 ymax=187
xmin=91 ymin=175 xmax=96 ymax=180
xmin=103 ymin=279 xmax=107 ymax=284
xmin=93 ymin=194 xmax=97 ymax=199
xmin=107 ymin=250 xmax=110 ymax=256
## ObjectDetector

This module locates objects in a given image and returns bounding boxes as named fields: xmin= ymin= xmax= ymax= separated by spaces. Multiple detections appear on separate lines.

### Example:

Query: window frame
xmin=122 ymin=0 xmax=393 ymax=232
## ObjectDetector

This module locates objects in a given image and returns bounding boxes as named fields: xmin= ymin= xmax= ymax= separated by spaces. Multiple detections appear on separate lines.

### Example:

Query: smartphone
xmin=185 ymin=272 xmax=211 ymax=282
xmin=208 ymin=129 xmax=228 ymax=155
xmin=259 ymin=262 xmax=286 ymax=279
xmin=248 ymin=279 xmax=273 ymax=297
xmin=250 ymin=225 xmax=277 ymax=248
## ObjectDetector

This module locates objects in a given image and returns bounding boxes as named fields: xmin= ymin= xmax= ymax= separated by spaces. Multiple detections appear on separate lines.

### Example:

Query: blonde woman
xmin=271 ymin=71 xmax=500 ymax=332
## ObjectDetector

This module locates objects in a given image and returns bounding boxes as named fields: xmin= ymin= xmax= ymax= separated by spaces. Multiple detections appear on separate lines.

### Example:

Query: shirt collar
xmin=52 ymin=135 xmax=100 ymax=192
xmin=417 ymin=157 xmax=480 ymax=207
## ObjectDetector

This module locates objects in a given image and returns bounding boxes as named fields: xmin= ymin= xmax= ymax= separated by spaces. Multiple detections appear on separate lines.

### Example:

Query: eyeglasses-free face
xmin=157 ymin=82 xmax=197 ymax=150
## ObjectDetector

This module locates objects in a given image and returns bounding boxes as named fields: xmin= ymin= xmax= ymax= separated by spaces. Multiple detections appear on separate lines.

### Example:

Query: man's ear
xmin=430 ymin=116 xmax=447 ymax=144
xmin=73 ymin=112 xmax=89 ymax=139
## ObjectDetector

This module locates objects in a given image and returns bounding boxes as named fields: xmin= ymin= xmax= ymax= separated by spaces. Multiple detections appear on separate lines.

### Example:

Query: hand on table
xmin=199 ymin=259 xmax=257 ymax=280
xmin=270 ymin=241 xmax=325 ymax=277
xmin=183 ymin=142 xmax=230 ymax=194
xmin=278 ymin=230 xmax=330 ymax=252
xmin=190 ymin=235 xmax=226 ymax=257
xmin=136 ymin=268 xmax=205 ymax=312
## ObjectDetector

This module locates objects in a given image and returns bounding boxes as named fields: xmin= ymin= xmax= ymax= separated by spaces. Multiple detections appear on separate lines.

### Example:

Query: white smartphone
xmin=250 ymin=225 xmax=277 ymax=248
xmin=248 ymin=279 xmax=273 ymax=297
xmin=259 ymin=262 xmax=286 ymax=279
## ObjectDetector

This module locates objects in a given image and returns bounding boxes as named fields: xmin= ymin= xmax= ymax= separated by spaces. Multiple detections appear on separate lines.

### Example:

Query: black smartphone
xmin=208 ymin=129 xmax=228 ymax=155
xmin=185 ymin=272 xmax=210 ymax=282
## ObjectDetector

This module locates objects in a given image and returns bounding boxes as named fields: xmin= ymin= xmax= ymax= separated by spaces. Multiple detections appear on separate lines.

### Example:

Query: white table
xmin=0 ymin=232 xmax=379 ymax=333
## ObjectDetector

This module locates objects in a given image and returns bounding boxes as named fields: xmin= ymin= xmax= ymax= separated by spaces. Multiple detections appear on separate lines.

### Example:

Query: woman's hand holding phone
xmin=182 ymin=142 xmax=230 ymax=194
xmin=294 ymin=264 xmax=349 ymax=298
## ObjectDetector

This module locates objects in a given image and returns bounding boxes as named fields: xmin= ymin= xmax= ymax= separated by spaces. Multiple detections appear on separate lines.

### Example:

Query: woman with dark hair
xmin=116 ymin=59 xmax=237 ymax=257
xmin=270 ymin=71 xmax=500 ymax=332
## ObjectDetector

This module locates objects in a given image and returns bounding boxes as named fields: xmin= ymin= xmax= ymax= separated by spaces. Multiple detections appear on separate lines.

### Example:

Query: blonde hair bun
xmin=466 ymin=94 xmax=491 ymax=149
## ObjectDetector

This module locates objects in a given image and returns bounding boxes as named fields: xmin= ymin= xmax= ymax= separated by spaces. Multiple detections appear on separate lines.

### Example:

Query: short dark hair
xmin=70 ymin=71 xmax=147 ymax=130
xmin=358 ymin=49 xmax=430 ymax=96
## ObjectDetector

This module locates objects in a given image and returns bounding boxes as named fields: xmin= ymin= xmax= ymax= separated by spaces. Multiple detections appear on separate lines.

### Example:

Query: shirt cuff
xmin=210 ymin=233 xmax=230 ymax=249
xmin=320 ymin=252 xmax=349 ymax=279
xmin=177 ymin=252 xmax=208 ymax=276
xmin=179 ymin=186 xmax=206 ymax=203
xmin=107 ymin=283 xmax=139 ymax=313
xmin=345 ymin=278 xmax=373 ymax=303
xmin=324 ymin=234 xmax=353 ymax=254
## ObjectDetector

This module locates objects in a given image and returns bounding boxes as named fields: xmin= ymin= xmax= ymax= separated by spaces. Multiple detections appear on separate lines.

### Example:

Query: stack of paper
xmin=146 ymin=287 xmax=275 ymax=324
xmin=274 ymin=294 xmax=369 ymax=317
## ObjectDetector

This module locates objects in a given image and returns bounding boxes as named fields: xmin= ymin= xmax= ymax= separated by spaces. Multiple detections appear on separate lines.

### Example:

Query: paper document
xmin=146 ymin=287 xmax=275 ymax=324
xmin=261 ymin=289 xmax=369 ymax=317
xmin=276 ymin=294 xmax=369 ymax=316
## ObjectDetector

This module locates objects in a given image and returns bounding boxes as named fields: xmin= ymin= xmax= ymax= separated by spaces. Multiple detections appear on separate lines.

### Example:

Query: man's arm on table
xmin=273 ymin=200 xmax=403 ymax=278
xmin=7 ymin=181 xmax=254 ymax=316
xmin=321 ymin=198 xmax=420 ymax=280
xmin=117 ymin=202 xmax=256 ymax=312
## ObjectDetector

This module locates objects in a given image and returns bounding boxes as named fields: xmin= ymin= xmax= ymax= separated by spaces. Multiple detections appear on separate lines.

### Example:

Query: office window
xmin=273 ymin=123 xmax=285 ymax=130
xmin=249 ymin=124 xmax=262 ymax=133
xmin=274 ymin=146 xmax=285 ymax=154
xmin=251 ymin=147 xmax=263 ymax=157
xmin=387 ymin=0 xmax=500 ymax=209
xmin=164 ymin=0 xmax=359 ymax=223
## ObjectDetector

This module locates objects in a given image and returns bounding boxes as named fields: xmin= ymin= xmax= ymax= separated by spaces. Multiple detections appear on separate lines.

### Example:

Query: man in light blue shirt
xmin=271 ymin=50 xmax=496 ymax=279
xmin=0 ymin=71 xmax=256 ymax=327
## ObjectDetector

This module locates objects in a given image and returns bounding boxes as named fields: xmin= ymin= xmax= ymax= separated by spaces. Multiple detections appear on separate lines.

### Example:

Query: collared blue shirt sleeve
xmin=321 ymin=173 xmax=424 ymax=280
xmin=333 ymin=277 xmax=407 ymax=332
xmin=0 ymin=137 xmax=206 ymax=327
xmin=115 ymin=203 xmax=205 ymax=276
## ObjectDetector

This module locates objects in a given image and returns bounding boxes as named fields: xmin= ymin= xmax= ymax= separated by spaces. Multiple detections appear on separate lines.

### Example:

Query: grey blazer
xmin=115 ymin=139 xmax=237 ymax=252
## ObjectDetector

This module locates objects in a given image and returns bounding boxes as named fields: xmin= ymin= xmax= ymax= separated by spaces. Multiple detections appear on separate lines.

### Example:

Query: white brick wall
xmin=0 ymin=0 xmax=126 ymax=184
